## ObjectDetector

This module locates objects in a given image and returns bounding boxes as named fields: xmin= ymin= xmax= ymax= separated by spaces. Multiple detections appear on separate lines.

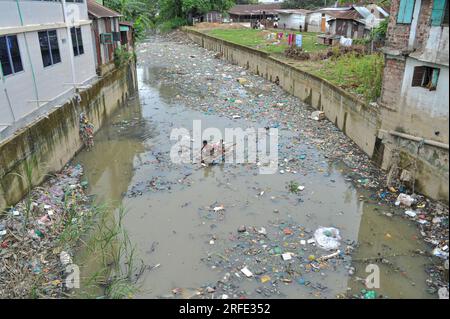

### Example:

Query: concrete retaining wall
xmin=184 ymin=28 xmax=448 ymax=203
xmin=185 ymin=29 xmax=380 ymax=159
xmin=0 ymin=61 xmax=137 ymax=212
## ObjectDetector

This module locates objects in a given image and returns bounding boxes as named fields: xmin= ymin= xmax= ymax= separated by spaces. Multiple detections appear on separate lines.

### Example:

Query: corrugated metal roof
xmin=274 ymin=9 xmax=311 ymax=15
xmin=87 ymin=0 xmax=122 ymax=19
xmin=228 ymin=3 xmax=283 ymax=16
xmin=376 ymin=6 xmax=389 ymax=17
xmin=320 ymin=8 xmax=362 ymax=21
xmin=119 ymin=21 xmax=134 ymax=27
xmin=353 ymin=6 xmax=371 ymax=18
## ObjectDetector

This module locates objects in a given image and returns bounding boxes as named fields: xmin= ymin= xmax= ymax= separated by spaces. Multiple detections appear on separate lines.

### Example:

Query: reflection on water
xmin=74 ymin=98 xmax=153 ymax=203
xmin=73 ymin=61 xmax=435 ymax=299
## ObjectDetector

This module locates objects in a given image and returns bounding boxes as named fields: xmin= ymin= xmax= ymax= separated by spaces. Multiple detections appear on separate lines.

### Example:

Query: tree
xmin=159 ymin=0 xmax=235 ymax=20
xmin=235 ymin=0 xmax=258 ymax=4
xmin=103 ymin=0 xmax=158 ymax=38
xmin=282 ymin=0 xmax=328 ymax=10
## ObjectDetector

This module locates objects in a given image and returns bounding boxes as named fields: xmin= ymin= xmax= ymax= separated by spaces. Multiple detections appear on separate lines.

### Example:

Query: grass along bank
xmin=198 ymin=27 xmax=384 ymax=103
xmin=0 ymin=163 xmax=142 ymax=299
xmin=299 ymin=53 xmax=384 ymax=103
xmin=206 ymin=28 xmax=327 ymax=55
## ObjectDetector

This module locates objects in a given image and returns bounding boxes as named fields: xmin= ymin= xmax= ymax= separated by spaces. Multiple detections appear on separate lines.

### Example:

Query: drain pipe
xmin=15 ymin=0 xmax=40 ymax=110
xmin=61 ymin=0 xmax=77 ymax=92
xmin=380 ymin=129 xmax=449 ymax=150
xmin=0 ymin=61 xmax=16 ymax=122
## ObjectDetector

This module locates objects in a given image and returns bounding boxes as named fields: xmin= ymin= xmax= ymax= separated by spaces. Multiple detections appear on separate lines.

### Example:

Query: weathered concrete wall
xmin=185 ymin=28 xmax=380 ymax=157
xmin=184 ymin=28 xmax=449 ymax=202
xmin=0 ymin=60 xmax=137 ymax=212
xmin=378 ymin=0 xmax=449 ymax=202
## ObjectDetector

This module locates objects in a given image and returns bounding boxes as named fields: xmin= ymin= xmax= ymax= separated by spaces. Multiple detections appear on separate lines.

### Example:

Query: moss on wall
xmin=0 ymin=61 xmax=137 ymax=212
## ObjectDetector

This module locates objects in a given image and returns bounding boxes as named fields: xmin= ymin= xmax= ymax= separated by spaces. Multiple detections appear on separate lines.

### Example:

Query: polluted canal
xmin=72 ymin=33 xmax=444 ymax=299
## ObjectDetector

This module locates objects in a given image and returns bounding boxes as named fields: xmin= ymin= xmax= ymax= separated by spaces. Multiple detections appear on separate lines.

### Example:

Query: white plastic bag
xmin=395 ymin=193 xmax=416 ymax=207
xmin=314 ymin=227 xmax=341 ymax=251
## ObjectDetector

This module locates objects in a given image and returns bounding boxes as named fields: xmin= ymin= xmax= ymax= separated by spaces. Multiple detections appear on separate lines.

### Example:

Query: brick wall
xmin=386 ymin=0 xmax=412 ymax=49
xmin=386 ymin=0 xmax=434 ymax=51
xmin=380 ymin=57 xmax=406 ymax=107
xmin=414 ymin=0 xmax=433 ymax=49
xmin=381 ymin=0 xmax=434 ymax=107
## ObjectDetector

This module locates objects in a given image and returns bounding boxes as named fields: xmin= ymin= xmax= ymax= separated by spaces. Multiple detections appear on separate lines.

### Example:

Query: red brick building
xmin=379 ymin=0 xmax=448 ymax=201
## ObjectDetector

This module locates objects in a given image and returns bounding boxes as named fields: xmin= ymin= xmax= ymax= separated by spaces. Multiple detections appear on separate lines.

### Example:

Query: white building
xmin=275 ymin=9 xmax=311 ymax=30
xmin=306 ymin=5 xmax=389 ymax=34
xmin=0 ymin=0 xmax=97 ymax=136
xmin=306 ymin=10 xmax=332 ymax=33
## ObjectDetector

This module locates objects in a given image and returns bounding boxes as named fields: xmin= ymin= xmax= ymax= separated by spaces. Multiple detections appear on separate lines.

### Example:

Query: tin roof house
xmin=228 ymin=3 xmax=282 ymax=22
xmin=87 ymin=0 xmax=122 ymax=75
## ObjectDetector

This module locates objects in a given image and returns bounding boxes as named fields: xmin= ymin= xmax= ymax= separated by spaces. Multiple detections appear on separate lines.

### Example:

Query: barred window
xmin=0 ymin=35 xmax=23 ymax=76
xmin=71 ymin=27 xmax=84 ymax=56
xmin=38 ymin=30 xmax=61 ymax=67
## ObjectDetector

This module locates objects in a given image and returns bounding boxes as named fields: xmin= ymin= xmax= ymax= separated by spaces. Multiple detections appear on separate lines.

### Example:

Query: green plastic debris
xmin=363 ymin=290 xmax=377 ymax=299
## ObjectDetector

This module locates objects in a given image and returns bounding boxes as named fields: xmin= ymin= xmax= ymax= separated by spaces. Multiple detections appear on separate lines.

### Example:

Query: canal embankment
xmin=0 ymin=60 xmax=138 ymax=212
xmin=183 ymin=27 xmax=448 ymax=203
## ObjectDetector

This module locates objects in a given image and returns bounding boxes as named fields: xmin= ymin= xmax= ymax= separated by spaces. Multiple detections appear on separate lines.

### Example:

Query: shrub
xmin=159 ymin=17 xmax=188 ymax=33
xmin=114 ymin=46 xmax=133 ymax=67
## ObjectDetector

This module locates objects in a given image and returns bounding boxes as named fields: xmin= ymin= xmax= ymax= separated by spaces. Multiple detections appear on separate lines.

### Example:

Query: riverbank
xmin=184 ymin=26 xmax=448 ymax=204
xmin=0 ymin=164 xmax=91 ymax=298
xmin=0 ymin=31 xmax=447 ymax=299
xmin=0 ymin=60 xmax=138 ymax=213
xmin=0 ymin=162 xmax=143 ymax=299
xmin=174 ymin=29 xmax=448 ymax=298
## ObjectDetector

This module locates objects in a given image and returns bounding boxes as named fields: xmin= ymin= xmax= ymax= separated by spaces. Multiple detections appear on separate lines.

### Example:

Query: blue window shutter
xmin=397 ymin=0 xmax=407 ymax=22
xmin=431 ymin=0 xmax=446 ymax=26
xmin=397 ymin=0 xmax=415 ymax=24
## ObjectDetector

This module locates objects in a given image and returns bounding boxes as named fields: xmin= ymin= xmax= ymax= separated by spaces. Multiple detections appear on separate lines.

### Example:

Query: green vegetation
xmin=287 ymin=181 xmax=300 ymax=194
xmin=205 ymin=27 xmax=384 ymax=102
xmin=8 ymin=155 xmax=39 ymax=231
xmin=282 ymin=0 xmax=332 ymax=10
xmin=103 ymin=0 xmax=236 ymax=34
xmin=104 ymin=0 xmax=158 ymax=40
xmin=206 ymin=28 xmax=327 ymax=55
xmin=114 ymin=46 xmax=134 ymax=67
xmin=373 ymin=18 xmax=389 ymax=40
xmin=309 ymin=53 xmax=384 ymax=102
xmin=76 ymin=205 xmax=143 ymax=299
xmin=158 ymin=0 xmax=235 ymax=31
xmin=159 ymin=17 xmax=190 ymax=33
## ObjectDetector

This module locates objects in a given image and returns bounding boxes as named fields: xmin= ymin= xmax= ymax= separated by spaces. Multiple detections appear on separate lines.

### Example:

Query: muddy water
xmin=73 ymin=38 xmax=435 ymax=299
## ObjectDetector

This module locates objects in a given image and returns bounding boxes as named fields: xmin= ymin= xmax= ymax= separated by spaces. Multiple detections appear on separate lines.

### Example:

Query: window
xmin=38 ymin=30 xmax=61 ymax=67
xmin=0 ymin=35 xmax=23 ymax=76
xmin=71 ymin=27 xmax=84 ymax=56
xmin=411 ymin=66 xmax=440 ymax=90
xmin=100 ymin=33 xmax=113 ymax=44
xmin=431 ymin=0 xmax=448 ymax=26
xmin=397 ymin=0 xmax=415 ymax=24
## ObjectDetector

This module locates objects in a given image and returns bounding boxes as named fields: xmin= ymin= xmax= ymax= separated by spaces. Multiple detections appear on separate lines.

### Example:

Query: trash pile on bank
xmin=0 ymin=164 xmax=92 ymax=298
